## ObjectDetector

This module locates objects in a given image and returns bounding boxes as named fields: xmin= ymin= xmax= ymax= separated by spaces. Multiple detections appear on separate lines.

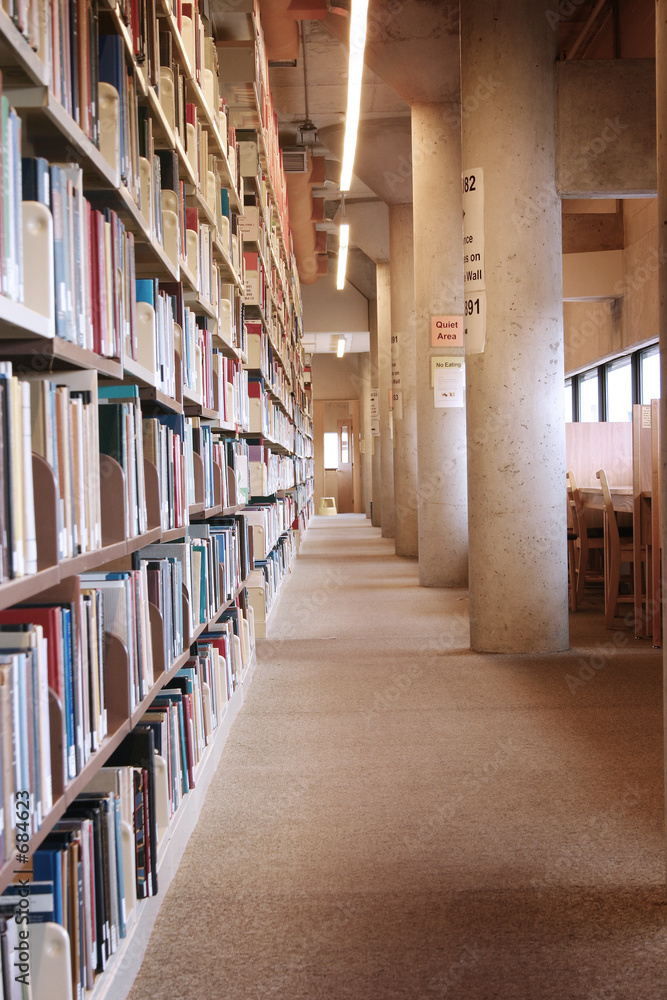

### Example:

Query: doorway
xmin=314 ymin=399 xmax=362 ymax=514
xmin=336 ymin=418 xmax=354 ymax=512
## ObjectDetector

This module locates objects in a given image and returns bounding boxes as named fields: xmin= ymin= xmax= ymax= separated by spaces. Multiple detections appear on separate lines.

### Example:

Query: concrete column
xmin=412 ymin=103 xmax=468 ymax=586
xmin=656 ymin=0 xmax=667 ymax=879
xmin=377 ymin=262 xmax=394 ymax=537
xmin=369 ymin=300 xmax=382 ymax=527
xmin=359 ymin=351 xmax=372 ymax=518
xmin=389 ymin=203 xmax=418 ymax=557
xmin=461 ymin=0 xmax=568 ymax=652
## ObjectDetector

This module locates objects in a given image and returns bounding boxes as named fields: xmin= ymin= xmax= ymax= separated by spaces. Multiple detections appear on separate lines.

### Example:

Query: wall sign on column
xmin=370 ymin=388 xmax=380 ymax=436
xmin=392 ymin=390 xmax=403 ymax=420
xmin=431 ymin=316 xmax=463 ymax=347
xmin=462 ymin=167 xmax=486 ymax=354
xmin=432 ymin=358 xmax=465 ymax=408
xmin=391 ymin=332 xmax=401 ymax=389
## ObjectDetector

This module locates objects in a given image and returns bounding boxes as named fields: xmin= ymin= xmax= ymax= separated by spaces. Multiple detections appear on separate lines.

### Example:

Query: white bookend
xmin=181 ymin=16 xmax=196 ymax=72
xmin=241 ymin=616 xmax=251 ymax=664
xmin=121 ymin=818 xmax=137 ymax=917
xmin=186 ymin=121 xmax=198 ymax=180
xmin=139 ymin=156 xmax=153 ymax=231
xmin=231 ymin=233 xmax=238 ymax=272
xmin=186 ymin=228 xmax=199 ymax=285
xmin=202 ymin=680 xmax=212 ymax=739
xmin=206 ymin=169 xmax=217 ymax=215
xmin=31 ymin=922 xmax=74 ymax=1000
xmin=219 ymin=293 xmax=232 ymax=340
xmin=162 ymin=208 xmax=179 ymax=270
xmin=98 ymin=82 xmax=121 ymax=179
xmin=136 ymin=300 xmax=157 ymax=373
xmin=22 ymin=201 xmax=55 ymax=334
xmin=159 ymin=66 xmax=176 ymax=132
xmin=203 ymin=68 xmax=216 ymax=117
xmin=218 ymin=214 xmax=230 ymax=251
xmin=154 ymin=753 xmax=170 ymax=847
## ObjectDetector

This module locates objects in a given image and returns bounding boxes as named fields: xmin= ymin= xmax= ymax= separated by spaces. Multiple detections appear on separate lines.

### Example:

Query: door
xmin=337 ymin=418 xmax=353 ymax=513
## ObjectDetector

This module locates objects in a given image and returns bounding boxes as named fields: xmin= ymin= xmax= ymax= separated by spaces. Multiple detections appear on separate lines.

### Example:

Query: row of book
xmin=0 ymin=516 xmax=256 ymax=862
xmin=0 ymin=574 xmax=255 ymax=995
xmin=248 ymin=445 xmax=313 ymax=498
xmin=0 ymin=365 xmax=257 ymax=586
xmin=247 ymin=378 xmax=297 ymax=452
xmin=245 ymin=320 xmax=294 ymax=418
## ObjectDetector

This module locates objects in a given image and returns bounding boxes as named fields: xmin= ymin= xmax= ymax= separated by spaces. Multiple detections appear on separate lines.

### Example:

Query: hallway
xmin=127 ymin=515 xmax=666 ymax=1000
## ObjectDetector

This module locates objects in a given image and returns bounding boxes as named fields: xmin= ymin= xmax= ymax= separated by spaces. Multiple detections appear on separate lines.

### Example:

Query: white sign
xmin=391 ymin=333 xmax=401 ymax=389
xmin=463 ymin=167 xmax=486 ymax=353
xmin=464 ymin=290 xmax=487 ymax=355
xmin=434 ymin=361 xmax=465 ymax=408
xmin=462 ymin=168 xmax=485 ymax=291
xmin=370 ymin=389 xmax=379 ymax=419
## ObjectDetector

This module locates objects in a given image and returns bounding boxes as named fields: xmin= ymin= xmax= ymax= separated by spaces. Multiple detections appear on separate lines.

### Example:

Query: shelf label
xmin=463 ymin=168 xmax=486 ymax=354
xmin=431 ymin=316 xmax=463 ymax=347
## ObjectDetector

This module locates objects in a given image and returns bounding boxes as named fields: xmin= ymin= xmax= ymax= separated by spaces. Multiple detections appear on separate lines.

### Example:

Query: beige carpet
xmin=127 ymin=514 xmax=667 ymax=1000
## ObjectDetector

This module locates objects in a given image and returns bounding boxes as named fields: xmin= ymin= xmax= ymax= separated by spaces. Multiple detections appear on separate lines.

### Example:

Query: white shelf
xmin=0 ymin=293 xmax=53 ymax=339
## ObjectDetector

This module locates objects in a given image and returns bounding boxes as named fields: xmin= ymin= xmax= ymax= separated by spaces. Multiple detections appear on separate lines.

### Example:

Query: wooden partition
xmin=565 ymin=422 xmax=633 ymax=488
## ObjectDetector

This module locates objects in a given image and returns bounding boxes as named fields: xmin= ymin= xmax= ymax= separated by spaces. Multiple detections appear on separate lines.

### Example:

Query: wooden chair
xmin=566 ymin=470 xmax=604 ymax=605
xmin=596 ymin=468 xmax=648 ymax=629
xmin=650 ymin=398 xmax=662 ymax=645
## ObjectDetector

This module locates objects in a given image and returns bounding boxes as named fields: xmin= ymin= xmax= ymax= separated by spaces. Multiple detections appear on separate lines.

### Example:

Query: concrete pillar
xmin=412 ymin=103 xmax=468 ymax=586
xmin=359 ymin=351 xmax=372 ymax=518
xmin=656 ymin=0 xmax=667 ymax=880
xmin=369 ymin=300 xmax=382 ymax=528
xmin=389 ymin=203 xmax=418 ymax=557
xmin=461 ymin=0 xmax=568 ymax=652
xmin=377 ymin=262 xmax=394 ymax=537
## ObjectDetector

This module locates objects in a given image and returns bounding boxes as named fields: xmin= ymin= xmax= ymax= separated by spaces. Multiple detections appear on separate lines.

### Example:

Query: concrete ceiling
xmin=264 ymin=0 xmax=654 ymax=350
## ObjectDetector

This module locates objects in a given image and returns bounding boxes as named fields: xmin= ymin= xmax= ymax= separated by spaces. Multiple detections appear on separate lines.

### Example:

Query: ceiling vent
xmin=282 ymin=148 xmax=309 ymax=173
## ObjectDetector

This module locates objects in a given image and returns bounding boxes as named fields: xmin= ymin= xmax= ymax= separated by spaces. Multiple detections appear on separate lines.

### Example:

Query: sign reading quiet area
xmin=431 ymin=316 xmax=464 ymax=346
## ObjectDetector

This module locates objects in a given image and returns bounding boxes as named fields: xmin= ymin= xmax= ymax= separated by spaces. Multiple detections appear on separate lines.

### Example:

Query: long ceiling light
xmin=339 ymin=0 xmax=369 ymax=192
xmin=337 ymin=337 xmax=346 ymax=358
xmin=337 ymin=223 xmax=350 ymax=289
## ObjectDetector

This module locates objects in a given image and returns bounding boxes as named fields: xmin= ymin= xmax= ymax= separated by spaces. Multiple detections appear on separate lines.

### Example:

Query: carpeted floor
xmin=126 ymin=514 xmax=667 ymax=1000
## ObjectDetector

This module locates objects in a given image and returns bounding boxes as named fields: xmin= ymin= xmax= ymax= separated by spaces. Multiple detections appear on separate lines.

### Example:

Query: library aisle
xmin=127 ymin=515 xmax=667 ymax=1000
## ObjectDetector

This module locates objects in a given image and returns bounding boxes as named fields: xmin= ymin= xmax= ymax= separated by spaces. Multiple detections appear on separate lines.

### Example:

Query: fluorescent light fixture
xmin=339 ymin=0 xmax=369 ymax=192
xmin=337 ymin=337 xmax=346 ymax=358
xmin=337 ymin=223 xmax=349 ymax=289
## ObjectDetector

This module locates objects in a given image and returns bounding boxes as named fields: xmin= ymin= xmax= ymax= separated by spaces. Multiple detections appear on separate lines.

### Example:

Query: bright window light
xmin=324 ymin=432 xmax=338 ymax=469
xmin=337 ymin=337 xmax=346 ymax=358
xmin=337 ymin=223 xmax=349 ymax=290
xmin=340 ymin=0 xmax=369 ymax=191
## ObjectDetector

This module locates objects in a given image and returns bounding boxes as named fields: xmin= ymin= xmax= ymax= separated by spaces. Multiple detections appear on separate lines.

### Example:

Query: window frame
xmin=566 ymin=340 xmax=659 ymax=422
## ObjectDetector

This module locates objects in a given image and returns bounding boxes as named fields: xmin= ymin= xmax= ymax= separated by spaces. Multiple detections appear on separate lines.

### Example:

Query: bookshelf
xmin=0 ymin=0 xmax=313 ymax=996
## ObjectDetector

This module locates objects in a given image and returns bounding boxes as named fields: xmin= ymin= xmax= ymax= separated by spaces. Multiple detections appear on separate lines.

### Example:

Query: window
xmin=605 ymin=356 xmax=632 ymax=421
xmin=640 ymin=345 xmax=660 ymax=404
xmin=566 ymin=342 xmax=659 ymax=422
xmin=579 ymin=369 xmax=599 ymax=422
xmin=564 ymin=379 xmax=574 ymax=422
xmin=323 ymin=432 xmax=338 ymax=469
